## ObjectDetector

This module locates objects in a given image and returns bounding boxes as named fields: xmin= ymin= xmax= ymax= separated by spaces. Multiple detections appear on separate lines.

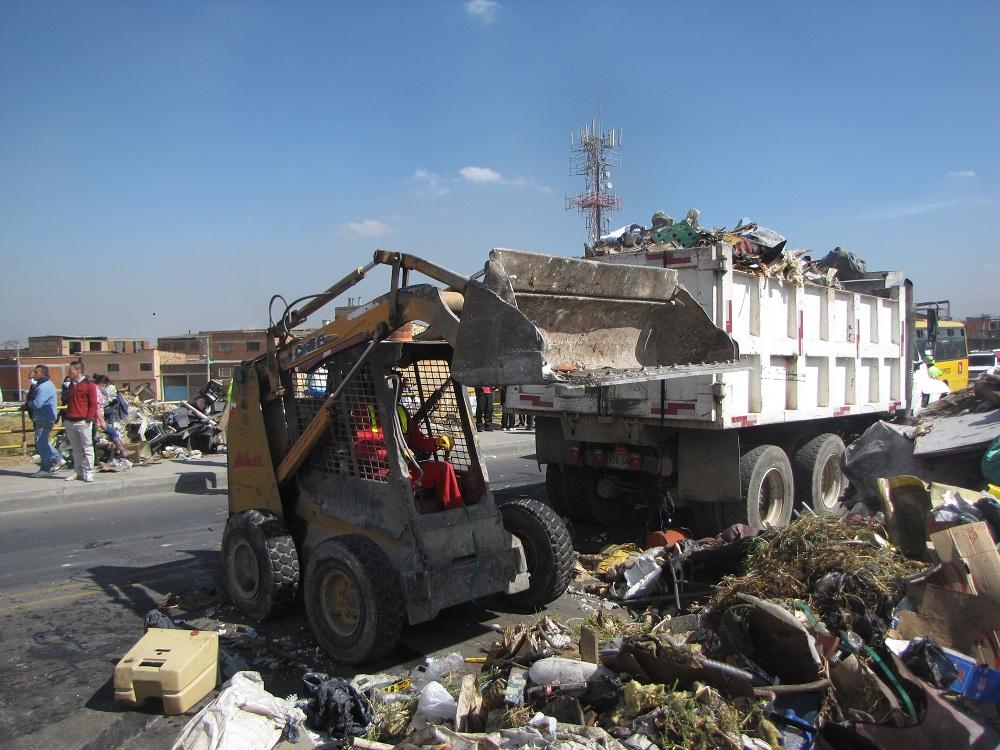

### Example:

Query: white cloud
xmin=948 ymin=169 xmax=976 ymax=178
xmin=858 ymin=195 xmax=990 ymax=221
xmin=459 ymin=166 xmax=504 ymax=183
xmin=343 ymin=219 xmax=395 ymax=237
xmin=464 ymin=0 xmax=500 ymax=25
xmin=413 ymin=169 xmax=450 ymax=195
xmin=459 ymin=165 xmax=551 ymax=193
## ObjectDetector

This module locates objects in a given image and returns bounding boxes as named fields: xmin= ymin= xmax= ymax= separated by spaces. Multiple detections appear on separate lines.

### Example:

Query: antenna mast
xmin=567 ymin=119 xmax=621 ymax=255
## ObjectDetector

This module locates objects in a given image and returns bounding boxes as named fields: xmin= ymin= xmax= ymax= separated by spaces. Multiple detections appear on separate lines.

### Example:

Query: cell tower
xmin=566 ymin=120 xmax=621 ymax=252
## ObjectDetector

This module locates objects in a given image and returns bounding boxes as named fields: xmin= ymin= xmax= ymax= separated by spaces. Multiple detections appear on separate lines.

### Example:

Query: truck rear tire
xmin=793 ymin=433 xmax=846 ymax=515
xmin=737 ymin=445 xmax=795 ymax=531
xmin=222 ymin=509 xmax=300 ymax=620
xmin=499 ymin=498 xmax=573 ymax=609
xmin=562 ymin=466 xmax=597 ymax=522
xmin=544 ymin=464 xmax=571 ymax=517
xmin=304 ymin=535 xmax=403 ymax=665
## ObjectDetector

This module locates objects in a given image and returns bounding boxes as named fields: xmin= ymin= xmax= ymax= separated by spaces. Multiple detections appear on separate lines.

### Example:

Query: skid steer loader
xmin=222 ymin=248 xmax=737 ymax=663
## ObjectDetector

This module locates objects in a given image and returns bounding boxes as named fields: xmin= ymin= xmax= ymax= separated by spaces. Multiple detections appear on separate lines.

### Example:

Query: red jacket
xmin=65 ymin=379 xmax=99 ymax=420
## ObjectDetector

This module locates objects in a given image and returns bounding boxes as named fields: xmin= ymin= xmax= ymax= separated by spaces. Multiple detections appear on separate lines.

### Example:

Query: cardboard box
xmin=930 ymin=522 xmax=1000 ymax=668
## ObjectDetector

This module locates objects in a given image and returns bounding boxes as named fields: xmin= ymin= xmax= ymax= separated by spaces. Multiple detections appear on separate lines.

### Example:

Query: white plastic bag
xmin=171 ymin=671 xmax=309 ymax=750
xmin=413 ymin=680 xmax=457 ymax=725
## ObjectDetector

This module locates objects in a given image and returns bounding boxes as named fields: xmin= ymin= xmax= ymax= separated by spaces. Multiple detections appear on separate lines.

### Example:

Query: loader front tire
xmin=222 ymin=510 xmax=299 ymax=620
xmin=793 ymin=433 xmax=847 ymax=515
xmin=499 ymin=498 xmax=573 ymax=609
xmin=735 ymin=445 xmax=794 ymax=531
xmin=304 ymin=536 xmax=403 ymax=665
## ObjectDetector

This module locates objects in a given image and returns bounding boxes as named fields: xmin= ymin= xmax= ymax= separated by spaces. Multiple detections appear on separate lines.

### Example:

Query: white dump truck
xmin=504 ymin=243 xmax=912 ymax=531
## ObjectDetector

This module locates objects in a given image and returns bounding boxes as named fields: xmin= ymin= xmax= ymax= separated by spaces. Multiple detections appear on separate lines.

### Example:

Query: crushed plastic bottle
xmin=411 ymin=651 xmax=465 ymax=688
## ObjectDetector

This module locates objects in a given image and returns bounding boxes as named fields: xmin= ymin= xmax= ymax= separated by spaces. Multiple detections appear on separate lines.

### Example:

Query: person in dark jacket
xmin=25 ymin=365 xmax=63 ymax=476
xmin=474 ymin=386 xmax=494 ymax=432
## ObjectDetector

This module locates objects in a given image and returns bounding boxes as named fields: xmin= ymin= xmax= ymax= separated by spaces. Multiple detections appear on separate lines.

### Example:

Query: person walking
xmin=63 ymin=361 xmax=99 ymax=482
xmin=24 ymin=365 xmax=62 ymax=476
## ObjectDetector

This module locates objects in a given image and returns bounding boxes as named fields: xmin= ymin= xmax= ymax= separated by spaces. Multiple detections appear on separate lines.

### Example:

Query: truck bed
xmin=510 ymin=243 xmax=911 ymax=429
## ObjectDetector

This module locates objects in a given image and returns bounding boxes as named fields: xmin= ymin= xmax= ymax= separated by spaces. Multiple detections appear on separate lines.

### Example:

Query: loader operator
xmin=354 ymin=389 xmax=464 ymax=510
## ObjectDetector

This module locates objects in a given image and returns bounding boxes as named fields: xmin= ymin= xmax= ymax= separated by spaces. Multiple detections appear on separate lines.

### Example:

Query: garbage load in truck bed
xmin=504 ymin=239 xmax=912 ymax=532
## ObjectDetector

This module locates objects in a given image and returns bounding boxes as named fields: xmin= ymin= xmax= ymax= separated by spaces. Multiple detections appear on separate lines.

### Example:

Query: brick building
xmin=967 ymin=314 xmax=1000 ymax=352
xmin=157 ymin=329 xmax=267 ymax=399
xmin=26 ymin=335 xmax=148 ymax=357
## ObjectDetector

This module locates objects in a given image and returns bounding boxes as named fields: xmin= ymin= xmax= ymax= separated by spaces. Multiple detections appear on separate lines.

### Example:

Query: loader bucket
xmin=452 ymin=249 xmax=739 ymax=386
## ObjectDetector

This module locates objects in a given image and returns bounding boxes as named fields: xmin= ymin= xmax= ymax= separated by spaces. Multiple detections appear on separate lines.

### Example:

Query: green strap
xmin=865 ymin=645 xmax=918 ymax=723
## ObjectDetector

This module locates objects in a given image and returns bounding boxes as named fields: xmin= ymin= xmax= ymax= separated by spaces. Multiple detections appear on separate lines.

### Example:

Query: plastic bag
xmin=414 ymin=681 xmax=456 ymax=724
xmin=983 ymin=436 xmax=1000 ymax=484
xmin=172 ymin=671 xmax=307 ymax=750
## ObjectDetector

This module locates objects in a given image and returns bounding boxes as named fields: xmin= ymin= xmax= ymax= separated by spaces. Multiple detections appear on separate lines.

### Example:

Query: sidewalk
xmin=0 ymin=454 xmax=227 ymax=512
xmin=0 ymin=429 xmax=532 ymax=512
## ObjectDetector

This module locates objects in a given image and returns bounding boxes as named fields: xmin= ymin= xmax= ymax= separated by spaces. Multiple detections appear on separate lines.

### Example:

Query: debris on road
xmin=140 ymin=505 xmax=1000 ymax=749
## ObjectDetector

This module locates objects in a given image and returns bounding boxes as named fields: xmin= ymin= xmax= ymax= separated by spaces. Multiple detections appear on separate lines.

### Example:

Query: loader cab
xmin=285 ymin=339 xmax=488 ymax=517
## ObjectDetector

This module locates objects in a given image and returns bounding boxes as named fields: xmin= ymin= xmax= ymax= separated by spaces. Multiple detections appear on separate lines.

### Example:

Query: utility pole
xmin=566 ymin=119 xmax=622 ymax=255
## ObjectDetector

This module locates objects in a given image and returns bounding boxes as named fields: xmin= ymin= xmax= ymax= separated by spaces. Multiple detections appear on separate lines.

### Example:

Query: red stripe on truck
xmin=519 ymin=394 xmax=554 ymax=408
xmin=833 ymin=406 xmax=852 ymax=416
xmin=652 ymin=402 xmax=696 ymax=416
xmin=731 ymin=415 xmax=758 ymax=426
xmin=665 ymin=255 xmax=692 ymax=266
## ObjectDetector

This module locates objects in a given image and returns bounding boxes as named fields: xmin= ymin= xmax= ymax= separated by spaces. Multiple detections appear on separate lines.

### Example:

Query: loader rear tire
xmin=793 ymin=433 xmax=847 ymax=515
xmin=304 ymin=535 xmax=403 ymax=665
xmin=222 ymin=510 xmax=299 ymax=620
xmin=735 ymin=445 xmax=794 ymax=531
xmin=499 ymin=498 xmax=573 ymax=609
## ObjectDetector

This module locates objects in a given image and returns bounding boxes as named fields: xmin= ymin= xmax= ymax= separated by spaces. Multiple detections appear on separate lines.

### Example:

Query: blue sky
xmin=1 ymin=1 xmax=998 ymax=343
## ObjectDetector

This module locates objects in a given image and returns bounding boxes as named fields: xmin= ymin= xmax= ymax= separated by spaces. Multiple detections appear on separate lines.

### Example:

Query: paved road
xmin=0 ymin=436 xmax=588 ymax=749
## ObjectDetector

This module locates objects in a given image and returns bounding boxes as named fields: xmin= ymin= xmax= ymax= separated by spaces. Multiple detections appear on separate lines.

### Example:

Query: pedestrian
xmin=62 ymin=361 xmax=99 ymax=482
xmin=500 ymin=386 xmax=515 ymax=430
xmin=517 ymin=410 xmax=534 ymax=431
xmin=475 ymin=386 xmax=494 ymax=432
xmin=96 ymin=375 xmax=128 ymax=461
xmin=23 ymin=365 xmax=63 ymax=476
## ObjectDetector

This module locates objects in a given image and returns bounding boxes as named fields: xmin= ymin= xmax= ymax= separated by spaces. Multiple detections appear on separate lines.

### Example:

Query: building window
xmin=113 ymin=340 xmax=126 ymax=353
xmin=89 ymin=341 xmax=102 ymax=351
xmin=132 ymin=341 xmax=144 ymax=352
xmin=246 ymin=341 xmax=261 ymax=352
xmin=219 ymin=342 xmax=235 ymax=353
xmin=139 ymin=362 xmax=153 ymax=372
xmin=69 ymin=341 xmax=82 ymax=354
xmin=107 ymin=363 xmax=120 ymax=372
xmin=218 ymin=367 xmax=233 ymax=378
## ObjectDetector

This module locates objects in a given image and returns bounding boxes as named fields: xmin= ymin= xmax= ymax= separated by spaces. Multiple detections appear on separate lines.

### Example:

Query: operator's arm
xmin=405 ymin=418 xmax=441 ymax=454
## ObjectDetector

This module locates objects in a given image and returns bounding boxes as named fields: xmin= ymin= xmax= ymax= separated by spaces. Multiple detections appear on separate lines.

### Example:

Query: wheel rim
xmin=320 ymin=568 xmax=362 ymax=637
xmin=230 ymin=538 xmax=261 ymax=599
xmin=759 ymin=467 xmax=786 ymax=525
xmin=818 ymin=455 xmax=842 ymax=510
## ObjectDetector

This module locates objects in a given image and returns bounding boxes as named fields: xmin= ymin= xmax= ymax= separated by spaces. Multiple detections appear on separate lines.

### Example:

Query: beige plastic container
xmin=114 ymin=628 xmax=220 ymax=715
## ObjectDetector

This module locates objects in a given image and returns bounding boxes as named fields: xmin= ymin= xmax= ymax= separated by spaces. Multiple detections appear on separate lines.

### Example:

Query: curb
xmin=0 ymin=469 xmax=228 ymax=513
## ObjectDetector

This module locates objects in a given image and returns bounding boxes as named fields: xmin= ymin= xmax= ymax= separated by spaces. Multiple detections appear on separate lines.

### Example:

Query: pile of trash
xmin=151 ymin=513 xmax=998 ymax=750
xmin=123 ymin=378 xmax=229 ymax=456
xmin=590 ymin=209 xmax=867 ymax=289
xmin=844 ymin=375 xmax=1000 ymax=505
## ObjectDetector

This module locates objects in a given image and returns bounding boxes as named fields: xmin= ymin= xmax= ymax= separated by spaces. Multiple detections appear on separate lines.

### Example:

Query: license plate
xmin=607 ymin=454 xmax=630 ymax=469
